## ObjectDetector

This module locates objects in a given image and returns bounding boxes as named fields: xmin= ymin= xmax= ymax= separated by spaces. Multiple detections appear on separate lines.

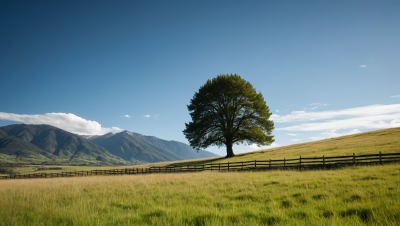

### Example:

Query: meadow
xmin=1 ymin=163 xmax=399 ymax=226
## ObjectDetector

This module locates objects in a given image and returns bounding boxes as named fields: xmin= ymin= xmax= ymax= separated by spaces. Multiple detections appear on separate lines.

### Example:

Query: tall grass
xmin=1 ymin=163 xmax=399 ymax=225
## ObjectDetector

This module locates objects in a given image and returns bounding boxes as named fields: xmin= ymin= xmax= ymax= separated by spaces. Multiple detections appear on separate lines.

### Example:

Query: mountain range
xmin=0 ymin=124 xmax=218 ymax=165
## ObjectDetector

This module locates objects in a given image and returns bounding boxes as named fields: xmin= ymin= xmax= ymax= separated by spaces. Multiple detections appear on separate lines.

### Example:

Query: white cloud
xmin=287 ymin=133 xmax=298 ymax=136
xmin=321 ymin=129 xmax=361 ymax=137
xmin=291 ymin=139 xmax=302 ymax=141
xmin=271 ymin=104 xmax=400 ymax=123
xmin=275 ymin=110 xmax=279 ymax=112
xmin=360 ymin=65 xmax=368 ymax=67
xmin=309 ymin=129 xmax=362 ymax=141
xmin=142 ymin=114 xmax=160 ymax=119
xmin=311 ymin=106 xmax=318 ymax=110
xmin=123 ymin=115 xmax=130 ymax=118
xmin=249 ymin=143 xmax=279 ymax=150
xmin=272 ymin=104 xmax=400 ymax=133
xmin=0 ymin=112 xmax=123 ymax=135
xmin=310 ymin=103 xmax=328 ymax=106
xmin=263 ymin=143 xmax=280 ymax=149
xmin=390 ymin=95 xmax=400 ymax=98
xmin=278 ymin=114 xmax=400 ymax=131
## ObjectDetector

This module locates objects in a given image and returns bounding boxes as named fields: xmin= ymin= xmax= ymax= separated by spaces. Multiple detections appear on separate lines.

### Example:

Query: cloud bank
xmin=0 ymin=112 xmax=123 ymax=135
xmin=272 ymin=104 xmax=400 ymax=132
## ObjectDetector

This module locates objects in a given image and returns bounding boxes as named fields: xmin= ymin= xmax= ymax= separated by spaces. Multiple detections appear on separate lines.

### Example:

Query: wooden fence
xmin=1 ymin=151 xmax=399 ymax=180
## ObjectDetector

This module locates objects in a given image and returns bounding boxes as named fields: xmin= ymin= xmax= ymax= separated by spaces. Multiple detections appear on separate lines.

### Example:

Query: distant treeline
xmin=35 ymin=167 xmax=62 ymax=171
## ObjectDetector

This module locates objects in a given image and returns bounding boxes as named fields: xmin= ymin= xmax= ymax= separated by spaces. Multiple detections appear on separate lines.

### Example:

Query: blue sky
xmin=0 ymin=0 xmax=399 ymax=156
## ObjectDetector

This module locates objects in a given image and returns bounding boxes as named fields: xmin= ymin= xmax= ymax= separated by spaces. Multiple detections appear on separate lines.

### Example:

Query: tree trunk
xmin=226 ymin=143 xmax=234 ymax=158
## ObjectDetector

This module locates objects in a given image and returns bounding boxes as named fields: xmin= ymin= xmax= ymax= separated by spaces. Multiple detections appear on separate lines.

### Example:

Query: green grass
xmin=1 ymin=163 xmax=399 ymax=225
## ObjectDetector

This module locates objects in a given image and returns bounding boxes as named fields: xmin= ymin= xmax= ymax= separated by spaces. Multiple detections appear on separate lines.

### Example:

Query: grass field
xmin=1 ymin=163 xmax=399 ymax=226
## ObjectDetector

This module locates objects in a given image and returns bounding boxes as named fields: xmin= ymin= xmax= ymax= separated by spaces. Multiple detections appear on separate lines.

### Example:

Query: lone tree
xmin=183 ymin=74 xmax=274 ymax=157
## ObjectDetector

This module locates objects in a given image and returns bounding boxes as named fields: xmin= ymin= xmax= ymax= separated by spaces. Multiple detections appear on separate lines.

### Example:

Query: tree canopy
xmin=183 ymin=74 xmax=274 ymax=157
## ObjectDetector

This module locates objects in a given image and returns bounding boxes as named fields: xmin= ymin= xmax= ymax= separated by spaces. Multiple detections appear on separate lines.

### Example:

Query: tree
xmin=183 ymin=74 xmax=274 ymax=157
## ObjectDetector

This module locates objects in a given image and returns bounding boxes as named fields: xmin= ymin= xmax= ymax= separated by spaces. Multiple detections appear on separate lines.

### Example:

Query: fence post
xmin=228 ymin=162 xmax=230 ymax=171
xmin=255 ymin=160 xmax=257 ymax=169
xmin=353 ymin=153 xmax=355 ymax=165
xmin=284 ymin=158 xmax=286 ymax=170
xmin=379 ymin=151 xmax=382 ymax=164
xmin=299 ymin=155 xmax=301 ymax=171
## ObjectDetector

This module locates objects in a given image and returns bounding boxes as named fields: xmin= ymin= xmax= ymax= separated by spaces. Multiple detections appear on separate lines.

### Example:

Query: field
xmin=1 ymin=163 xmax=399 ymax=226
xmin=1 ymin=127 xmax=399 ymax=225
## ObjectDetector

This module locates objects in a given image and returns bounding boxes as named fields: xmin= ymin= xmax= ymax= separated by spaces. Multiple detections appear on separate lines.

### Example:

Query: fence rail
xmin=1 ymin=151 xmax=399 ymax=180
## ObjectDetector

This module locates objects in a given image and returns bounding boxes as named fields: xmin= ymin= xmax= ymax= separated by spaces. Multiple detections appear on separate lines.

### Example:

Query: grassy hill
xmin=149 ymin=127 xmax=400 ymax=167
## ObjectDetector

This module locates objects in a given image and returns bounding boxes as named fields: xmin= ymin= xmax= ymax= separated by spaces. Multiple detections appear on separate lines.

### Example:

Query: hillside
xmin=152 ymin=127 xmax=400 ymax=167
xmin=0 ymin=124 xmax=128 ymax=165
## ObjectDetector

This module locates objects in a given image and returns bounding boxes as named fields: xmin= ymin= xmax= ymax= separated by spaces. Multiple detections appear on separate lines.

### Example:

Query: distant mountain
xmin=0 ymin=124 xmax=218 ymax=165
xmin=86 ymin=130 xmax=218 ymax=163
xmin=128 ymin=132 xmax=219 ymax=159
xmin=0 ymin=124 xmax=128 ymax=164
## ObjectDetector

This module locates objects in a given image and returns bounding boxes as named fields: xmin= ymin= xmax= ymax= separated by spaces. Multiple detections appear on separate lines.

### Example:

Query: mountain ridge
xmin=0 ymin=124 xmax=218 ymax=165
xmin=0 ymin=124 xmax=128 ymax=164
xmin=86 ymin=130 xmax=218 ymax=163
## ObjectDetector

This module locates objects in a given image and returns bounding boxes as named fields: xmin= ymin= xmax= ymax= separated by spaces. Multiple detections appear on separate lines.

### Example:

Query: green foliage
xmin=0 ymin=167 xmax=13 ymax=175
xmin=183 ymin=74 xmax=274 ymax=157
